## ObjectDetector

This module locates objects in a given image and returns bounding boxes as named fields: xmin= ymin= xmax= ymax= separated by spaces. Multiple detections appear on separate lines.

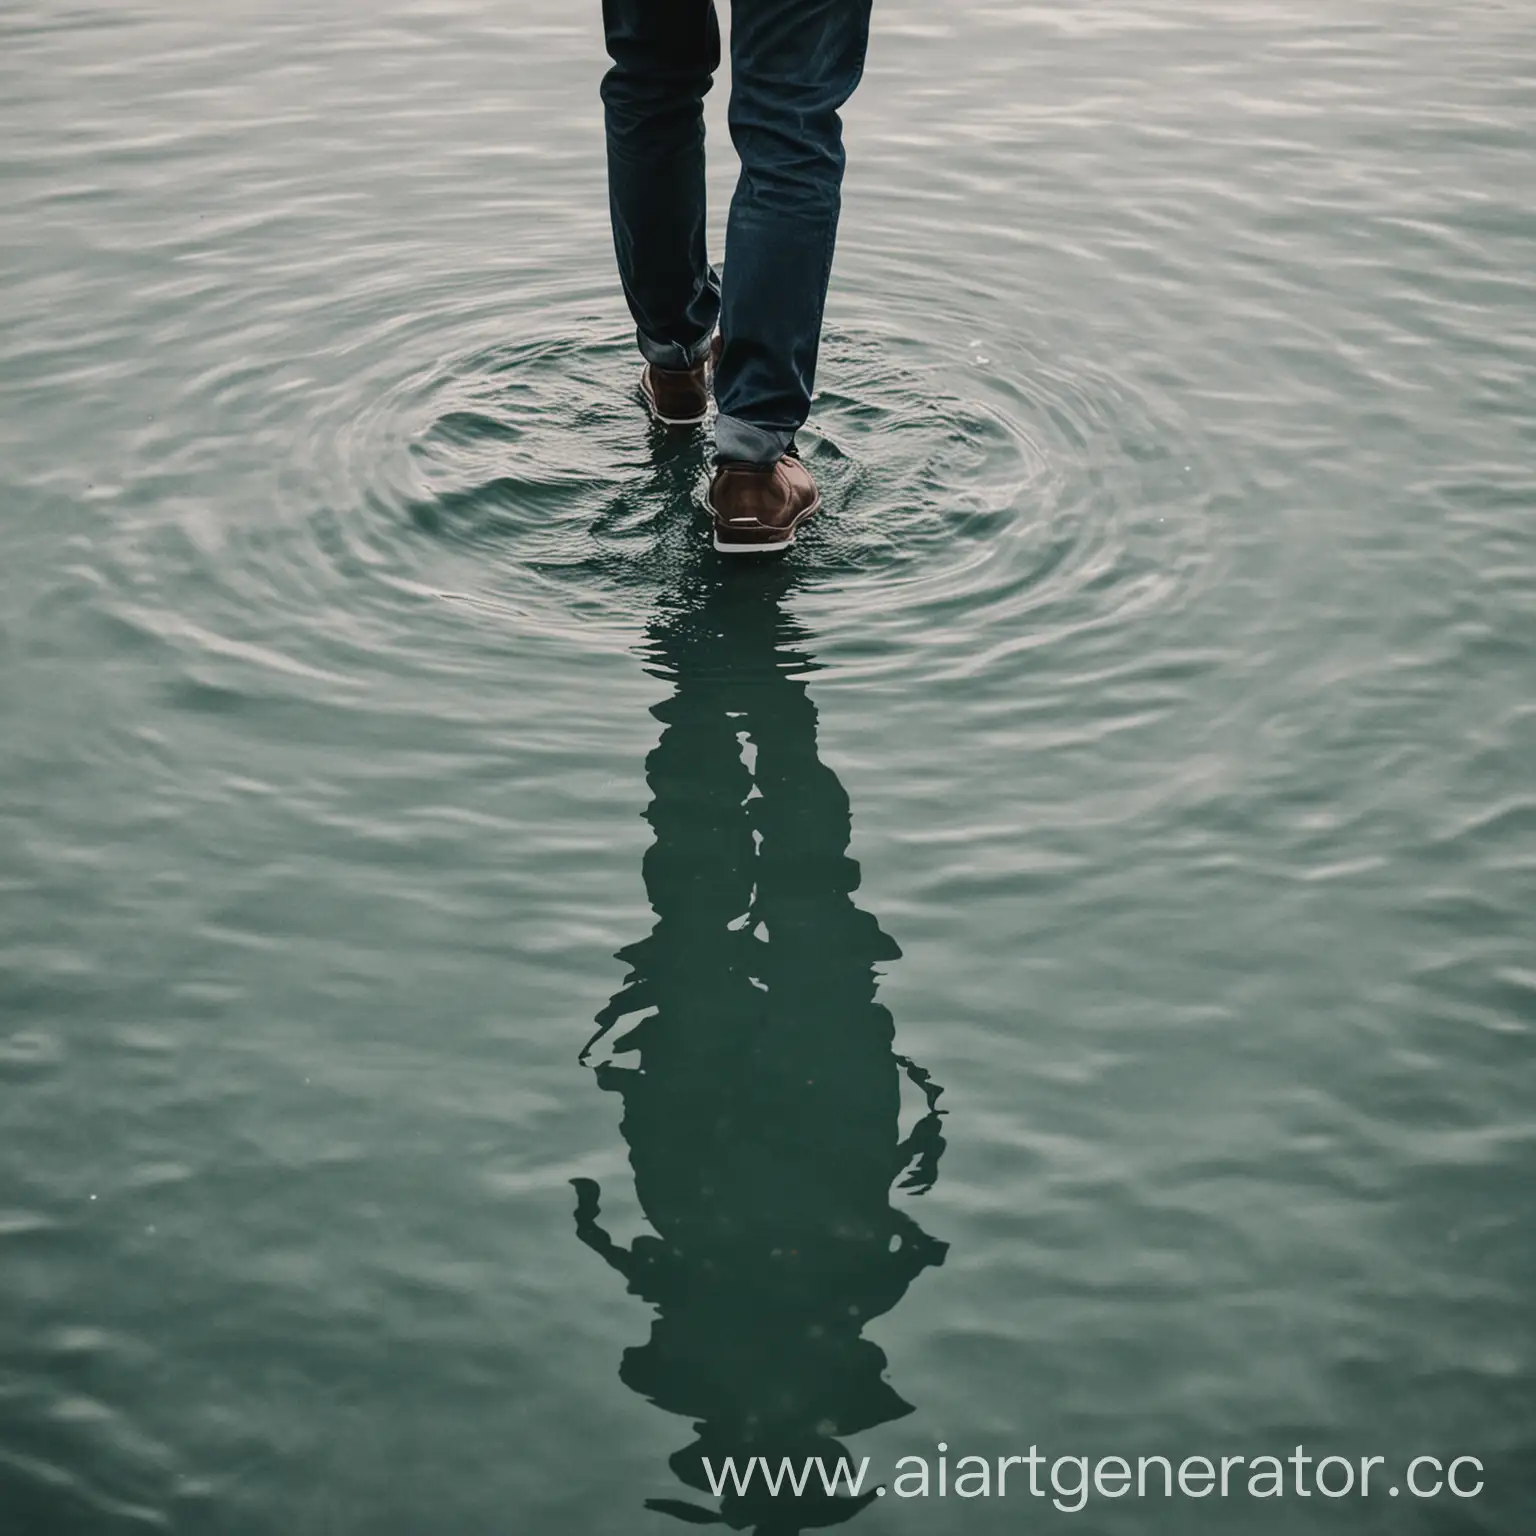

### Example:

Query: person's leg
xmin=714 ymin=0 xmax=873 ymax=464
xmin=601 ymin=0 xmax=722 ymax=370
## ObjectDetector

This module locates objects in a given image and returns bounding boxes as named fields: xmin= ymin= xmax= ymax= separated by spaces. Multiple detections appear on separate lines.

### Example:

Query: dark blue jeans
xmin=601 ymin=0 xmax=873 ymax=465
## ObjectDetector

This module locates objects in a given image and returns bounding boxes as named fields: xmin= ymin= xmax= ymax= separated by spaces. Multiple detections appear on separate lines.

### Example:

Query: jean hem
xmin=714 ymin=414 xmax=794 ymax=466
xmin=636 ymin=328 xmax=715 ymax=372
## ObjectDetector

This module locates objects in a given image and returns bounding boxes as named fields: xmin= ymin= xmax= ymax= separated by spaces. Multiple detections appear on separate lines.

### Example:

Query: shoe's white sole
xmin=640 ymin=366 xmax=709 ymax=427
xmin=712 ymin=530 xmax=794 ymax=554
xmin=710 ymin=496 xmax=821 ymax=555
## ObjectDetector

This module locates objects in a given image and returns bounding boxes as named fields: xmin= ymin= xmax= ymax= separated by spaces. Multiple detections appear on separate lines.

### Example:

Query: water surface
xmin=2 ymin=2 xmax=1533 ymax=1532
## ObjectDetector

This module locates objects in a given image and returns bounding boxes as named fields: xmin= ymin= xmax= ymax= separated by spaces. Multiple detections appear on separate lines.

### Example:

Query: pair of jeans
xmin=600 ymin=0 xmax=873 ymax=465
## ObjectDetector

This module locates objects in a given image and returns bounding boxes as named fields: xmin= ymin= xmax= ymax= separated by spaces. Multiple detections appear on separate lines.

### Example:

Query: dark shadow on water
xmin=573 ymin=561 xmax=949 ymax=1532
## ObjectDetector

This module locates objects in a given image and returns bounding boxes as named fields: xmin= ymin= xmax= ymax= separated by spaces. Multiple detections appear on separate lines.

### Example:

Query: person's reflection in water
xmin=572 ymin=565 xmax=949 ymax=1532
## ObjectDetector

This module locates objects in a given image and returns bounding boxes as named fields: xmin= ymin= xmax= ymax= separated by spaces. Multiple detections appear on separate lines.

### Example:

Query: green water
xmin=2 ymin=2 xmax=1533 ymax=1533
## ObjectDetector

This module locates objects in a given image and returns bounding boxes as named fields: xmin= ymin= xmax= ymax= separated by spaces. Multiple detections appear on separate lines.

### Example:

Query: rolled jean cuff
xmin=636 ymin=328 xmax=714 ymax=371
xmin=714 ymin=414 xmax=793 ymax=466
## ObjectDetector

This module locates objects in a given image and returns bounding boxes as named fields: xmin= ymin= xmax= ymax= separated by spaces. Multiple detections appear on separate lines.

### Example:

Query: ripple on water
xmin=77 ymin=237 xmax=1222 ymax=723
xmin=288 ymin=299 xmax=1219 ymax=694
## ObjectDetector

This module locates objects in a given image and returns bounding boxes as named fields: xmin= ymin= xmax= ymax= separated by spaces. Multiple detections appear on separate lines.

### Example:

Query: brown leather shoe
xmin=708 ymin=453 xmax=821 ymax=554
xmin=640 ymin=334 xmax=722 ymax=427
